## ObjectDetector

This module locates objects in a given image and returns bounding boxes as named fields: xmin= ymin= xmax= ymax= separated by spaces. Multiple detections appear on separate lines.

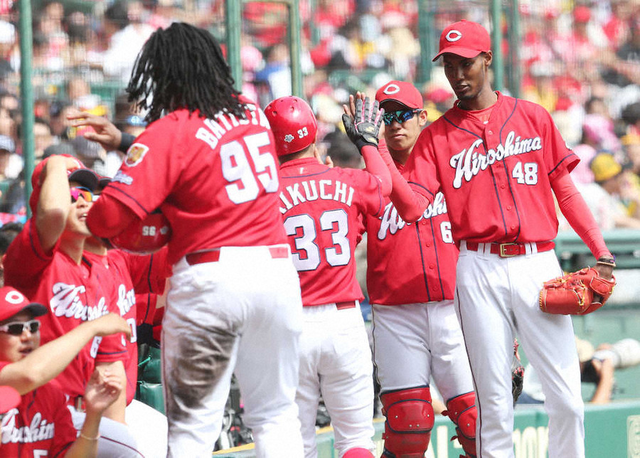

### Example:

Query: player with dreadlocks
xmin=86 ymin=22 xmax=305 ymax=457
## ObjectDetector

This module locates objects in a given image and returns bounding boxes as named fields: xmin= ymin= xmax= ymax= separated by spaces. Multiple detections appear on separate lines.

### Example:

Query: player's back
xmin=102 ymin=97 xmax=287 ymax=264
xmin=279 ymin=157 xmax=385 ymax=306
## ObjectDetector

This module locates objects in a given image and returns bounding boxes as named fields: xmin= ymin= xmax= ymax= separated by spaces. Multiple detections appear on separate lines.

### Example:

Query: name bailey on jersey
xmin=377 ymin=192 xmax=447 ymax=240
xmin=450 ymin=131 xmax=542 ymax=188
xmin=279 ymin=179 xmax=355 ymax=213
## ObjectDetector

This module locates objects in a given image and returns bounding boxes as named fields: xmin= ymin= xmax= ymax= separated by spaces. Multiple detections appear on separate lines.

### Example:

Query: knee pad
xmin=443 ymin=392 xmax=477 ymax=457
xmin=342 ymin=447 xmax=374 ymax=458
xmin=380 ymin=386 xmax=434 ymax=458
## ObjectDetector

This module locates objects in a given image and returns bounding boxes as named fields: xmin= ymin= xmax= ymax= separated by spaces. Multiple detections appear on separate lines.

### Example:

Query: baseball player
xmin=359 ymin=81 xmax=477 ymax=457
xmin=3 ymin=154 xmax=142 ymax=457
xmin=85 ymin=23 xmax=304 ymax=457
xmin=84 ymin=181 xmax=171 ymax=458
xmin=383 ymin=20 xmax=616 ymax=457
xmin=0 ymin=286 xmax=131 ymax=456
xmin=264 ymin=96 xmax=390 ymax=458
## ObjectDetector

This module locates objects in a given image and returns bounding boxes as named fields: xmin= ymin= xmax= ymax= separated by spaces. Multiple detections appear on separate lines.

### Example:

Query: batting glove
xmin=342 ymin=97 xmax=384 ymax=151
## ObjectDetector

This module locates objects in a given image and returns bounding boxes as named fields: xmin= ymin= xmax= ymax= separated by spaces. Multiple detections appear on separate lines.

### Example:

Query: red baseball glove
xmin=539 ymin=267 xmax=616 ymax=315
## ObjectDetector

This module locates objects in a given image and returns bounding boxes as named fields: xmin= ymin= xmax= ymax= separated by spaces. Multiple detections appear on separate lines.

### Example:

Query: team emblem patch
xmin=446 ymin=30 xmax=463 ymax=42
xmin=284 ymin=134 xmax=294 ymax=143
xmin=125 ymin=143 xmax=149 ymax=167
xmin=383 ymin=84 xmax=400 ymax=95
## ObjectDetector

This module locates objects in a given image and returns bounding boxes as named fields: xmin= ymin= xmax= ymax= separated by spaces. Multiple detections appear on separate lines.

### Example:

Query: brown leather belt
xmin=185 ymin=246 xmax=289 ymax=266
xmin=464 ymin=241 xmax=555 ymax=258
xmin=336 ymin=300 xmax=356 ymax=310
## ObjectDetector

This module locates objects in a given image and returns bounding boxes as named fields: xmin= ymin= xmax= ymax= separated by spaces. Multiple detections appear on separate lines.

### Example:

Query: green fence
xmin=213 ymin=401 xmax=640 ymax=458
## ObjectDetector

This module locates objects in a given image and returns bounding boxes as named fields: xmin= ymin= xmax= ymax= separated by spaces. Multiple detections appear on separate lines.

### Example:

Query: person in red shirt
xmin=265 ymin=95 xmax=389 ymax=458
xmin=0 ymin=285 xmax=130 ymax=457
xmin=360 ymin=81 xmax=476 ymax=458
xmin=382 ymin=20 xmax=615 ymax=457
xmin=83 ymin=176 xmax=171 ymax=458
xmin=85 ymin=23 xmax=304 ymax=457
xmin=3 ymin=154 xmax=140 ymax=456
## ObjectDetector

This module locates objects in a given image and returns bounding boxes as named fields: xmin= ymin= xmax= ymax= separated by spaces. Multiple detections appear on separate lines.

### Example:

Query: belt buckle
xmin=499 ymin=243 xmax=519 ymax=258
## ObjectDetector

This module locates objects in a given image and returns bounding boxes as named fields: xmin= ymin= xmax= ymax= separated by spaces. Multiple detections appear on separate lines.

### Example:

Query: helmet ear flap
xmin=264 ymin=96 xmax=318 ymax=156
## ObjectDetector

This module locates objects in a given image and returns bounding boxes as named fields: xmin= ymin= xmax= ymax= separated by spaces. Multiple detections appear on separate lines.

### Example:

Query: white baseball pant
xmin=371 ymin=300 xmax=474 ymax=400
xmin=69 ymin=406 xmax=143 ymax=457
xmin=163 ymin=245 xmax=304 ymax=458
xmin=296 ymin=302 xmax=375 ymax=458
xmin=125 ymin=398 xmax=168 ymax=457
xmin=455 ymin=242 xmax=584 ymax=458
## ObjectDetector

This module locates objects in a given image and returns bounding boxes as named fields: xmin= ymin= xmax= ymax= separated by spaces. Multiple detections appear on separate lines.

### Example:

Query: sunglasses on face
xmin=70 ymin=187 xmax=94 ymax=203
xmin=0 ymin=319 xmax=40 ymax=336
xmin=382 ymin=109 xmax=421 ymax=126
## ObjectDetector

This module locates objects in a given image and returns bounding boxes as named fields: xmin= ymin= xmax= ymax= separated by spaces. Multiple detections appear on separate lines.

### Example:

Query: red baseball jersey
xmin=365 ymin=160 xmax=458 ymax=305
xmin=405 ymin=92 xmax=579 ymax=244
xmin=279 ymin=157 xmax=385 ymax=306
xmin=96 ymin=98 xmax=287 ymax=264
xmin=0 ymin=363 xmax=76 ymax=457
xmin=83 ymin=248 xmax=170 ymax=404
xmin=4 ymin=220 xmax=127 ymax=400
xmin=83 ymin=250 xmax=136 ymax=405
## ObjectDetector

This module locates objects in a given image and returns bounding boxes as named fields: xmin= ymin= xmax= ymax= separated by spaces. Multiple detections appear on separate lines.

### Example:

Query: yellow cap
xmin=590 ymin=153 xmax=622 ymax=182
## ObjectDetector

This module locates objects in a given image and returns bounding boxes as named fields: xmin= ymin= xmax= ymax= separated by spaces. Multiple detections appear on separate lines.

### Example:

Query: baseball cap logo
xmin=383 ymin=84 xmax=400 ymax=95
xmin=446 ymin=30 xmax=463 ymax=42
xmin=5 ymin=290 xmax=25 ymax=304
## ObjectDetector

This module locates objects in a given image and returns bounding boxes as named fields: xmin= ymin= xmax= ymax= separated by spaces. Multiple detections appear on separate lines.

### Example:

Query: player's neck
xmin=457 ymin=88 xmax=497 ymax=111
xmin=389 ymin=147 xmax=411 ymax=166
xmin=59 ymin=234 xmax=88 ymax=264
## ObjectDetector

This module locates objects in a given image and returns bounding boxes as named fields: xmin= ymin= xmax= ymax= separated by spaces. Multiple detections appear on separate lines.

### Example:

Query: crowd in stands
xmin=0 ymin=0 xmax=636 ymax=231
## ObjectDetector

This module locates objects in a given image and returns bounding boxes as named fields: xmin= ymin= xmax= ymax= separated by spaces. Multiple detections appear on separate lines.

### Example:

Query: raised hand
xmin=341 ymin=96 xmax=384 ymax=151
xmin=84 ymin=369 xmax=123 ymax=415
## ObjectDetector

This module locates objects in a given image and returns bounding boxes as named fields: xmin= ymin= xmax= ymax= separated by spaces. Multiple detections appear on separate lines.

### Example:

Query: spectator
xmin=591 ymin=151 xmax=640 ymax=220
xmin=520 ymin=337 xmax=640 ymax=405
xmin=100 ymin=0 xmax=154 ymax=82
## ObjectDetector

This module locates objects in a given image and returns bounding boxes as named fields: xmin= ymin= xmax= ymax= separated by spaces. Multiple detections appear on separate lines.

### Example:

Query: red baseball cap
xmin=0 ymin=386 xmax=20 ymax=414
xmin=573 ymin=6 xmax=591 ymax=24
xmin=375 ymin=80 xmax=424 ymax=109
xmin=29 ymin=154 xmax=99 ymax=214
xmin=0 ymin=286 xmax=48 ymax=322
xmin=432 ymin=20 xmax=491 ymax=62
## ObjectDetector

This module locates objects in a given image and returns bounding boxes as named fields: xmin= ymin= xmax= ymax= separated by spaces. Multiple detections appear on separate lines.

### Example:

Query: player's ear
xmin=418 ymin=109 xmax=429 ymax=127
xmin=483 ymin=51 xmax=493 ymax=68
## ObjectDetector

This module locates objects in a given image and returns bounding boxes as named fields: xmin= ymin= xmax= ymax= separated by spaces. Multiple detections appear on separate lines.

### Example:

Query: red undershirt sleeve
xmin=361 ymin=144 xmax=391 ymax=196
xmin=378 ymin=139 xmax=432 ymax=222
xmin=87 ymin=194 xmax=140 ymax=238
xmin=552 ymin=171 xmax=612 ymax=259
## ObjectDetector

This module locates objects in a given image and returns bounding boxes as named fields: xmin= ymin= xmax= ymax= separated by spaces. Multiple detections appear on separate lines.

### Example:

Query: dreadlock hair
xmin=127 ymin=22 xmax=246 ymax=124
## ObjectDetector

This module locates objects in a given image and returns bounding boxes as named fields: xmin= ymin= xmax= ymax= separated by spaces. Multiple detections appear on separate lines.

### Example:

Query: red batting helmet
xmin=264 ymin=96 xmax=318 ymax=156
xmin=110 ymin=210 xmax=171 ymax=255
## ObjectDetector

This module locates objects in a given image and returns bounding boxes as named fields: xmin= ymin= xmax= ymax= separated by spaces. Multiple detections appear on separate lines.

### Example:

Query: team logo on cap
xmin=284 ymin=134 xmax=294 ymax=143
xmin=383 ymin=84 xmax=400 ymax=95
xmin=125 ymin=143 xmax=149 ymax=167
xmin=446 ymin=30 xmax=463 ymax=42
xmin=4 ymin=290 xmax=25 ymax=304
